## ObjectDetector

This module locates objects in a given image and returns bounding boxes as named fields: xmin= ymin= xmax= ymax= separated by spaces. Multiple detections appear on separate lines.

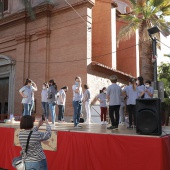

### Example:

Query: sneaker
xmin=77 ymin=124 xmax=82 ymax=127
xmin=101 ymin=121 xmax=104 ymax=125
xmin=104 ymin=121 xmax=108 ymax=125
xmin=127 ymin=125 xmax=133 ymax=129
xmin=74 ymin=125 xmax=82 ymax=128
xmin=107 ymin=126 xmax=114 ymax=130
xmin=51 ymin=124 xmax=55 ymax=129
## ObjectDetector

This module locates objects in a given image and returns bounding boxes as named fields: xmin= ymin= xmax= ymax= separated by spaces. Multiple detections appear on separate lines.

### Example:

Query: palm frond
xmin=129 ymin=0 xmax=137 ymax=6
xmin=117 ymin=21 xmax=140 ymax=44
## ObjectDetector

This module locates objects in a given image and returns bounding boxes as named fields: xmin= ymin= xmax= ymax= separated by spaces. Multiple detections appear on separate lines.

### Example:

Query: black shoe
xmin=127 ymin=125 xmax=133 ymax=129
xmin=107 ymin=126 xmax=114 ymax=130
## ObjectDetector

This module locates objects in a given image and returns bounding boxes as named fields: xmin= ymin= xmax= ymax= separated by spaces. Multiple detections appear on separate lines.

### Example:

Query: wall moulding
xmin=0 ymin=4 xmax=54 ymax=31
xmin=15 ymin=34 xmax=30 ymax=44
xmin=35 ymin=28 xmax=51 ymax=39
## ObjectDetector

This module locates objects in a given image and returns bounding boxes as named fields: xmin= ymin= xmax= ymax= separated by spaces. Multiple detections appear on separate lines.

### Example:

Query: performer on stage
xmin=19 ymin=79 xmax=37 ymax=116
xmin=137 ymin=76 xmax=145 ymax=98
xmin=72 ymin=76 xmax=83 ymax=128
xmin=107 ymin=75 xmax=121 ymax=130
xmin=41 ymin=83 xmax=49 ymax=119
xmin=96 ymin=87 xmax=108 ymax=124
xmin=144 ymin=80 xmax=154 ymax=98
xmin=47 ymin=79 xmax=57 ymax=128
xmin=83 ymin=84 xmax=91 ymax=124
xmin=123 ymin=78 xmax=144 ymax=128
xmin=57 ymin=86 xmax=68 ymax=122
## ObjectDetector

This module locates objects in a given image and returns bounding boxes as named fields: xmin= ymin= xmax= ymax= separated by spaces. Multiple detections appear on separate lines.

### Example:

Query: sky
xmin=157 ymin=16 xmax=170 ymax=65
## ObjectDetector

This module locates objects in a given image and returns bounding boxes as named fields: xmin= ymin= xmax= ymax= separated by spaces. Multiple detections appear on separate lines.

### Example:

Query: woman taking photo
xmin=19 ymin=79 xmax=37 ymax=116
xmin=19 ymin=115 xmax=51 ymax=169
xmin=47 ymin=79 xmax=57 ymax=128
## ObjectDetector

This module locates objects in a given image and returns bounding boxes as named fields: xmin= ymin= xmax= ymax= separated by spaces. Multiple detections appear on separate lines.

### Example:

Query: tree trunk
xmin=139 ymin=39 xmax=154 ymax=81
xmin=139 ymin=22 xmax=154 ymax=81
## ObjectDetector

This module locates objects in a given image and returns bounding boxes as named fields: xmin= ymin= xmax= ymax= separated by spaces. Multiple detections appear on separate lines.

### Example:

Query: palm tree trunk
xmin=139 ymin=22 xmax=154 ymax=81
xmin=140 ymin=39 xmax=154 ymax=81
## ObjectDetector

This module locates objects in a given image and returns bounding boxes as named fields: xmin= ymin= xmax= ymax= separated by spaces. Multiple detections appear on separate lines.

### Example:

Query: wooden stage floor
xmin=0 ymin=121 xmax=170 ymax=138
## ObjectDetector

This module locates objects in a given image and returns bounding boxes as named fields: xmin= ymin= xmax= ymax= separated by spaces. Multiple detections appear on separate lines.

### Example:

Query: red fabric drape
xmin=0 ymin=127 xmax=170 ymax=170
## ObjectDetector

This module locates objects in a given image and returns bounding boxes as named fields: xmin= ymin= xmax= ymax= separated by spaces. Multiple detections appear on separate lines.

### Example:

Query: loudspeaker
xmin=136 ymin=98 xmax=162 ymax=136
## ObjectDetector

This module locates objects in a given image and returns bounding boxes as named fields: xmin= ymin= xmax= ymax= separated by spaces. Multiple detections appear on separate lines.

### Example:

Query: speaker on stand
xmin=136 ymin=98 xmax=162 ymax=136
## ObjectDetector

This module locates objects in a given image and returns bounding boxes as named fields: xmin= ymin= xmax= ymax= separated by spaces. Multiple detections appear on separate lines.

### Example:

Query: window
xmin=0 ymin=0 xmax=8 ymax=12
xmin=3 ymin=0 xmax=8 ymax=11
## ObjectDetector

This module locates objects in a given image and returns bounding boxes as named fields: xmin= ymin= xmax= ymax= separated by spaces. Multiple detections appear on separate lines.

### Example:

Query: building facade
xmin=0 ymin=0 xmax=137 ymax=119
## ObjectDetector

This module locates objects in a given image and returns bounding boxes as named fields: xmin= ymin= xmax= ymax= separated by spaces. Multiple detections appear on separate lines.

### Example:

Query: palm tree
xmin=117 ymin=0 xmax=170 ymax=81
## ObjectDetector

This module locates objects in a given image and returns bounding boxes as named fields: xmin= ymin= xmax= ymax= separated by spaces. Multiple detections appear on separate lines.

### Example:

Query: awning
xmin=91 ymin=61 xmax=135 ymax=84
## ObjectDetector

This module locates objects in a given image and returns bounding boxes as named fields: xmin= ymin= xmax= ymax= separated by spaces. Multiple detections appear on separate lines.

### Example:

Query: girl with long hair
xmin=41 ymin=83 xmax=49 ymax=119
xmin=47 ymin=79 xmax=57 ymax=128
xmin=123 ymin=78 xmax=144 ymax=128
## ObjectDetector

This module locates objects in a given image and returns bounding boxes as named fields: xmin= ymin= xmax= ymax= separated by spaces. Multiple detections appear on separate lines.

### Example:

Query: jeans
xmin=25 ymin=159 xmax=48 ymax=170
xmin=73 ymin=101 xmax=82 ymax=126
xmin=127 ymin=105 xmax=136 ymax=126
xmin=109 ymin=105 xmax=120 ymax=127
xmin=48 ymin=103 xmax=56 ymax=124
xmin=100 ymin=107 xmax=107 ymax=121
xmin=58 ymin=105 xmax=65 ymax=121
xmin=41 ymin=102 xmax=49 ymax=119
xmin=23 ymin=101 xmax=34 ymax=116
xmin=85 ymin=101 xmax=91 ymax=123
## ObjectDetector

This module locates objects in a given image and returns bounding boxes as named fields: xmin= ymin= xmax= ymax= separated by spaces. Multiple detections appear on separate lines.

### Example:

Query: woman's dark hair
xmin=84 ymin=84 xmax=89 ymax=89
xmin=43 ymin=83 xmax=49 ymax=88
xmin=145 ymin=80 xmax=151 ymax=85
xmin=102 ymin=87 xmax=106 ymax=92
xmin=137 ymin=76 xmax=144 ymax=86
xmin=49 ymin=79 xmax=57 ymax=90
xmin=20 ymin=115 xmax=34 ymax=130
xmin=61 ymin=86 xmax=68 ymax=90
xmin=129 ymin=78 xmax=137 ymax=91
xmin=24 ymin=78 xmax=32 ymax=86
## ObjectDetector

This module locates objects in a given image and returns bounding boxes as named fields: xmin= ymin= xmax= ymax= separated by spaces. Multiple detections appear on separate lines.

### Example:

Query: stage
xmin=0 ymin=122 xmax=170 ymax=170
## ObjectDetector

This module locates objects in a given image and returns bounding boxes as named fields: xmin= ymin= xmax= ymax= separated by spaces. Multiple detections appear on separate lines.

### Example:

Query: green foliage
xmin=158 ymin=62 xmax=170 ymax=97
xmin=118 ymin=0 xmax=170 ymax=42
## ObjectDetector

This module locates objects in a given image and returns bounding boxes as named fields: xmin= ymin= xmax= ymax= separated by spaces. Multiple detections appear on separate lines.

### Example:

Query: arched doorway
xmin=0 ymin=55 xmax=15 ymax=120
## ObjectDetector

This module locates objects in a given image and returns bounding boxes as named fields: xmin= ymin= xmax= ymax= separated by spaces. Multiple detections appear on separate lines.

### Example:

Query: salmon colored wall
xmin=92 ymin=0 xmax=112 ymax=67
xmin=116 ymin=20 xmax=137 ymax=77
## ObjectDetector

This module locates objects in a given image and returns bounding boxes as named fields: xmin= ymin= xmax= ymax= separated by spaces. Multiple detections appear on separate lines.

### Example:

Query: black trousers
xmin=127 ymin=105 xmax=136 ymax=126
xmin=109 ymin=105 xmax=120 ymax=127
xmin=58 ymin=105 xmax=65 ymax=121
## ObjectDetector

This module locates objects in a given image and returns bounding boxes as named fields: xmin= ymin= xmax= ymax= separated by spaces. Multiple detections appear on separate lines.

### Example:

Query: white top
xmin=72 ymin=85 xmax=83 ymax=101
xmin=123 ymin=85 xmax=144 ymax=105
xmin=57 ymin=89 xmax=66 ymax=105
xmin=41 ymin=89 xmax=48 ymax=102
xmin=19 ymin=85 xmax=37 ymax=104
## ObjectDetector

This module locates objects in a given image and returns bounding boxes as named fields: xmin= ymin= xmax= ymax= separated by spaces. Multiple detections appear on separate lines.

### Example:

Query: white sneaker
xmin=101 ymin=121 xmax=104 ymax=124
xmin=51 ymin=124 xmax=55 ymax=129
xmin=104 ymin=121 xmax=108 ymax=125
